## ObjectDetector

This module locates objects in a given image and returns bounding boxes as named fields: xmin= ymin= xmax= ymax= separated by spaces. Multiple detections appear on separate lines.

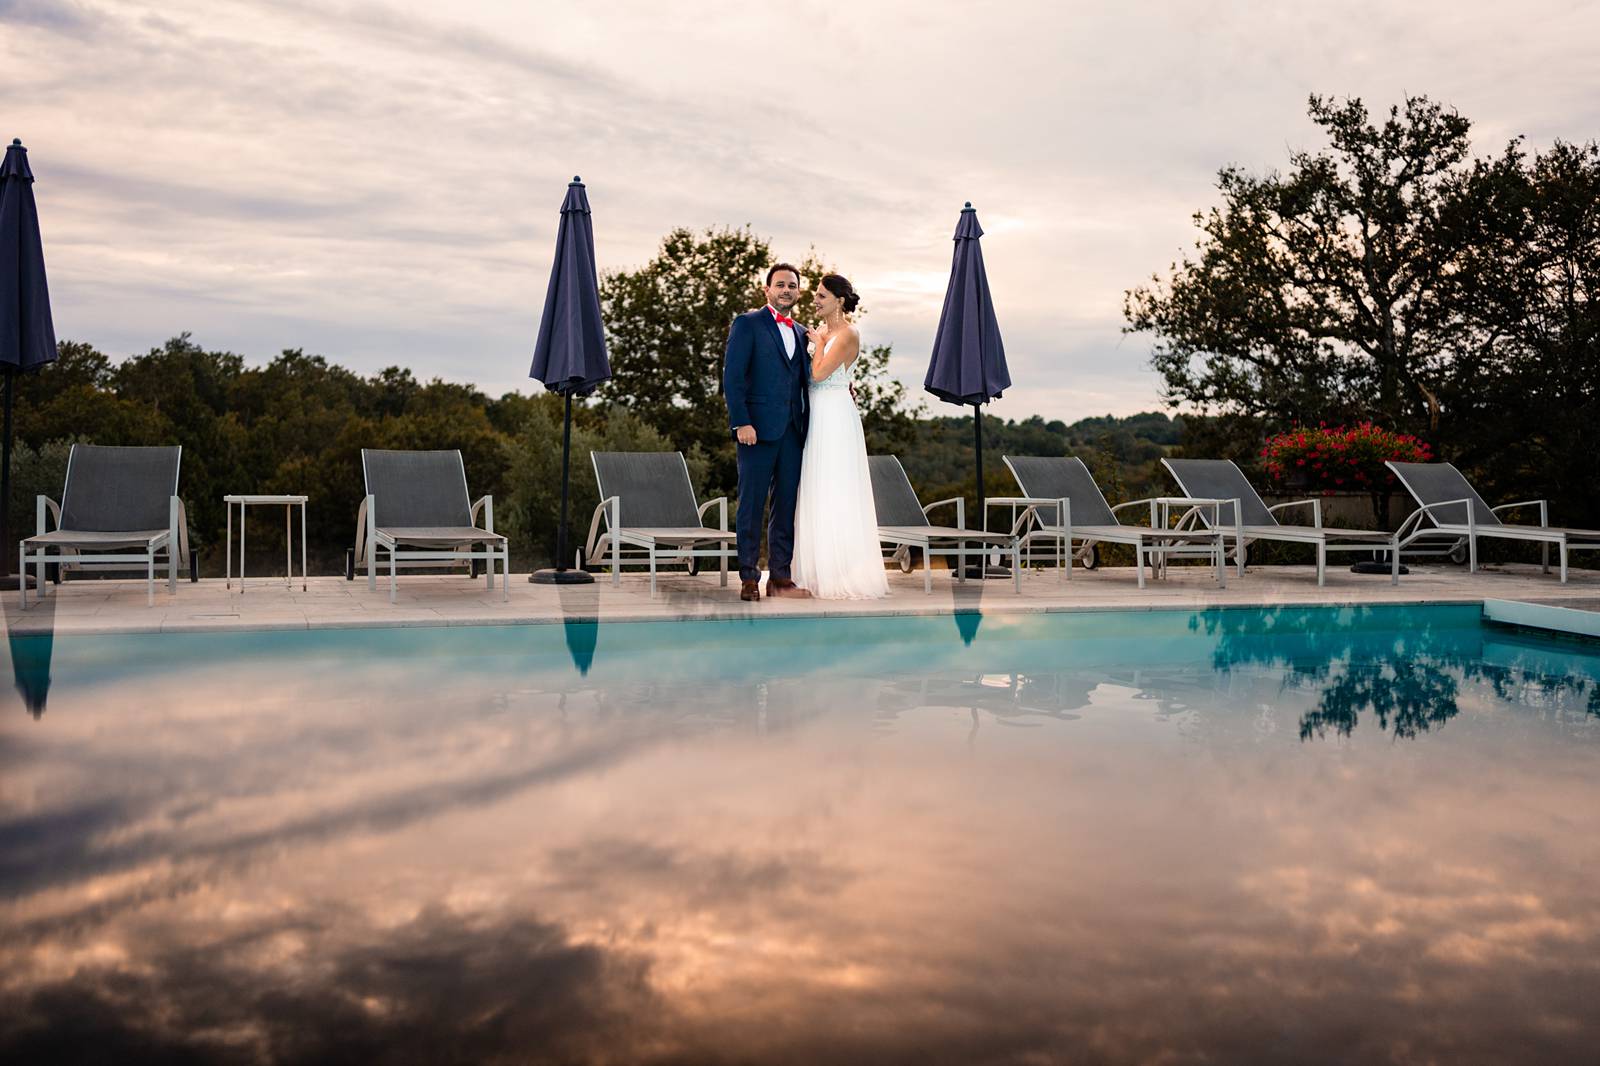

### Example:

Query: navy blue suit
xmin=723 ymin=308 xmax=811 ymax=583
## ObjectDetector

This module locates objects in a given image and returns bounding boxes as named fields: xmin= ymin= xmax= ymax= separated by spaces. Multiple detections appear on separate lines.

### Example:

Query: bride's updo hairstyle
xmin=819 ymin=273 xmax=861 ymax=314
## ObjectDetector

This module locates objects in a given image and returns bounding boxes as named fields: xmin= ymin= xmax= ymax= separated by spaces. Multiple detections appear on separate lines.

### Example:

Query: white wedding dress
xmin=793 ymin=337 xmax=890 ymax=600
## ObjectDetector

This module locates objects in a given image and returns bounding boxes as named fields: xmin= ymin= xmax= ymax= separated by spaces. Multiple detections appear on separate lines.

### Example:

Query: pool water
xmin=3 ymin=605 xmax=1599 ymax=1064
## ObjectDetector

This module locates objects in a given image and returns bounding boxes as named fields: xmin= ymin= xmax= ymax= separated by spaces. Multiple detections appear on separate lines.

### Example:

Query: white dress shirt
xmin=767 ymin=305 xmax=796 ymax=360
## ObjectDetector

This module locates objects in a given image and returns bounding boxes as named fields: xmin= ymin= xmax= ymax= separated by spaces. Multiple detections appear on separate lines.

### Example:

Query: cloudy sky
xmin=3 ymin=0 xmax=1597 ymax=422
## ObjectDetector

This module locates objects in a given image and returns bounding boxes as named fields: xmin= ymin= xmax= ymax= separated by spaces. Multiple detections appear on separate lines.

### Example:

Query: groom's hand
xmin=735 ymin=425 xmax=757 ymax=446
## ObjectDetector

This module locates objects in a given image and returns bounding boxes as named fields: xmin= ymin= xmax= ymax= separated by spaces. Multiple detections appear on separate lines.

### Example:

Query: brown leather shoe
xmin=740 ymin=580 xmax=761 ymax=602
xmin=765 ymin=578 xmax=812 ymax=599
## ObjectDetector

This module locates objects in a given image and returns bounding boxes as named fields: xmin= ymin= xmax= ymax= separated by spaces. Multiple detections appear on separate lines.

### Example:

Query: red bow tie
xmin=769 ymin=308 xmax=795 ymax=328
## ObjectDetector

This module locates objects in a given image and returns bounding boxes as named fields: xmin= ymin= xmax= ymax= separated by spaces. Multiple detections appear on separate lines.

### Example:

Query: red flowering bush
xmin=1260 ymin=423 xmax=1432 ymax=495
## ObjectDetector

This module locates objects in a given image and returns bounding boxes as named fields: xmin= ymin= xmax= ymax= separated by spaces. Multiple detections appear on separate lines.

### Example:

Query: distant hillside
xmin=889 ymin=410 xmax=1184 ymax=501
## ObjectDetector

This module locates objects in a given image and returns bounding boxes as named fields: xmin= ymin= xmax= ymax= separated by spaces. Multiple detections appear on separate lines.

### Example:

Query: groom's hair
xmin=765 ymin=263 xmax=801 ymax=285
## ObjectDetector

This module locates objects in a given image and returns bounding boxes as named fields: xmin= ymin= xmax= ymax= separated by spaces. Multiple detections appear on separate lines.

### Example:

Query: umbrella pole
xmin=530 ymin=389 xmax=594 ymax=585
xmin=965 ymin=402 xmax=1009 ymax=580
xmin=973 ymin=402 xmax=984 ymax=525
xmin=1 ymin=371 xmax=11 ymax=581
xmin=557 ymin=390 xmax=573 ymax=570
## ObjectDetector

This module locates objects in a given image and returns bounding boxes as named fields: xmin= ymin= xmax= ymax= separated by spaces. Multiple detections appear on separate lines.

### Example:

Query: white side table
xmin=225 ymin=495 xmax=308 ymax=592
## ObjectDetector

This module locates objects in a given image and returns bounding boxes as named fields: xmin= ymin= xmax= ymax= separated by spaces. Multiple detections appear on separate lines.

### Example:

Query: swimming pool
xmin=3 ymin=605 xmax=1598 ymax=1063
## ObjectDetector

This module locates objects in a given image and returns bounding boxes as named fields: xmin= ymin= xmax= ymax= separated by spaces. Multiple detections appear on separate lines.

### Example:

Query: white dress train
xmin=793 ymin=338 xmax=890 ymax=600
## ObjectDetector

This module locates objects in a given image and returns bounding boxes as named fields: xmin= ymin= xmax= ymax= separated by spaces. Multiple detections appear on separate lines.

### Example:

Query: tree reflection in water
xmin=1191 ymin=605 xmax=1600 ymax=740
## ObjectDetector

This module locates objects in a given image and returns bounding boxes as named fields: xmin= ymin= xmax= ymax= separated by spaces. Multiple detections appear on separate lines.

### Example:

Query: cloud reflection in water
xmin=2 ymin=607 xmax=1599 ymax=1064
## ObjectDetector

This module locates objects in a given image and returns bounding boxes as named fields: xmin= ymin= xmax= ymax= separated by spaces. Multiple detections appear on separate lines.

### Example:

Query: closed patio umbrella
xmin=530 ymin=176 xmax=610 ymax=585
xmin=925 ymin=202 xmax=1011 ymax=578
xmin=1 ymin=139 xmax=58 ymax=584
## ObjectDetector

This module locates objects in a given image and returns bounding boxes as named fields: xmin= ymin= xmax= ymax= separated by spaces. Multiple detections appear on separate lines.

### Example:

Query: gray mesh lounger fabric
xmin=1158 ymin=459 xmax=1277 ymax=527
xmin=588 ymin=452 xmax=735 ymax=596
xmin=868 ymin=456 xmax=932 ymax=528
xmin=363 ymin=450 xmax=475 ymax=528
xmin=379 ymin=527 xmax=506 ymax=546
xmin=1001 ymin=455 xmax=1119 ymax=527
xmin=592 ymin=453 xmax=704 ymax=529
xmin=1386 ymin=462 xmax=1499 ymax=527
xmin=26 ymin=529 xmax=167 ymax=548
xmin=57 ymin=445 xmax=181 ymax=531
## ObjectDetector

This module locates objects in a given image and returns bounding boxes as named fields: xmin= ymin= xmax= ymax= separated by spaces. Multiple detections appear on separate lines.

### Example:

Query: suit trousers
xmin=735 ymin=424 xmax=805 ymax=582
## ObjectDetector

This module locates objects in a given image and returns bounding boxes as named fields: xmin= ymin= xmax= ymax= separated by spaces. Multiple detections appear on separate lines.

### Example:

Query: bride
xmin=793 ymin=274 xmax=890 ymax=600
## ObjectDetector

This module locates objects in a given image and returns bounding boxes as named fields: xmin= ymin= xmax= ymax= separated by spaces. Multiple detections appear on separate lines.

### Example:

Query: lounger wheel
xmin=896 ymin=547 xmax=916 ymax=574
xmin=345 ymin=548 xmax=355 ymax=580
xmin=1080 ymin=545 xmax=1099 ymax=571
xmin=1447 ymin=542 xmax=1469 ymax=566
xmin=190 ymin=551 xmax=199 ymax=583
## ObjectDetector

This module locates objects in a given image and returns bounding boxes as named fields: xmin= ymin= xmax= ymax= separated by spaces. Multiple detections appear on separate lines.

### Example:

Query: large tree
xmin=1125 ymin=94 xmax=1480 ymax=435
xmin=1443 ymin=139 xmax=1600 ymax=507
xmin=599 ymin=226 xmax=910 ymax=490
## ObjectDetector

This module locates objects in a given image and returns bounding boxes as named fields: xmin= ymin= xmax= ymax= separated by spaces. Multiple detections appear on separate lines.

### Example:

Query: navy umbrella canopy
xmin=530 ymin=176 xmax=610 ymax=396
xmin=1 ymin=138 xmax=59 ymax=583
xmin=925 ymin=202 xmax=1010 ymax=583
xmin=925 ymin=202 xmax=1010 ymax=406
xmin=530 ymin=177 xmax=610 ymax=585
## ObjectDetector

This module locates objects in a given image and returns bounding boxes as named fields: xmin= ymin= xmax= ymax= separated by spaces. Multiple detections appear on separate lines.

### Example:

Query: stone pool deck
xmin=4 ymin=560 xmax=1600 ymax=637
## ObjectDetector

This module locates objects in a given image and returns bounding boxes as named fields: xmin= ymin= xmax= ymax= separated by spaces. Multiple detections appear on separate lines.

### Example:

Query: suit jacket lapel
xmin=793 ymin=324 xmax=809 ymax=379
xmin=759 ymin=309 xmax=803 ymax=375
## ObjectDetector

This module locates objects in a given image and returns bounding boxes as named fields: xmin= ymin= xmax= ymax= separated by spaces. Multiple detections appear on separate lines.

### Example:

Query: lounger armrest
xmin=1110 ymin=496 xmax=1165 ymax=527
xmin=923 ymin=497 xmax=966 ymax=529
xmin=170 ymin=496 xmax=190 ymax=566
xmin=1413 ymin=497 xmax=1473 ymax=523
xmin=1491 ymin=499 xmax=1547 ymax=525
xmin=357 ymin=494 xmax=374 ymax=566
xmin=698 ymin=496 xmax=730 ymax=532
xmin=585 ymin=495 xmax=619 ymax=563
xmin=986 ymin=495 xmax=1069 ymax=535
xmin=471 ymin=495 xmax=494 ymax=534
xmin=1268 ymin=497 xmax=1322 ymax=527
xmin=35 ymin=495 xmax=61 ymax=535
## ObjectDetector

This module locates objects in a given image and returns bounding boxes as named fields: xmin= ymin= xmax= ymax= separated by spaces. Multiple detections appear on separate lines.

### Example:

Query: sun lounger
xmin=999 ymin=455 xmax=1229 ymax=589
xmin=869 ymin=454 xmax=1025 ymax=594
xmin=20 ymin=444 xmax=189 ymax=607
xmin=1161 ymin=458 xmax=1401 ymax=586
xmin=357 ymin=449 xmax=509 ymax=603
xmin=1389 ymin=461 xmax=1600 ymax=582
xmin=584 ymin=451 xmax=735 ymax=597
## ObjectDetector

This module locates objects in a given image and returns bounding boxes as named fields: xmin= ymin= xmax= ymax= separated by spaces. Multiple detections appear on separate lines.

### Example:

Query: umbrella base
xmin=1350 ymin=560 xmax=1409 ymax=576
xmin=530 ymin=568 xmax=595 ymax=585
xmin=961 ymin=565 xmax=1014 ymax=580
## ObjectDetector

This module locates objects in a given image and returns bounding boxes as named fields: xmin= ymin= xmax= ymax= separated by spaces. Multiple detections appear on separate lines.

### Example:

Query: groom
xmin=724 ymin=263 xmax=812 ymax=602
